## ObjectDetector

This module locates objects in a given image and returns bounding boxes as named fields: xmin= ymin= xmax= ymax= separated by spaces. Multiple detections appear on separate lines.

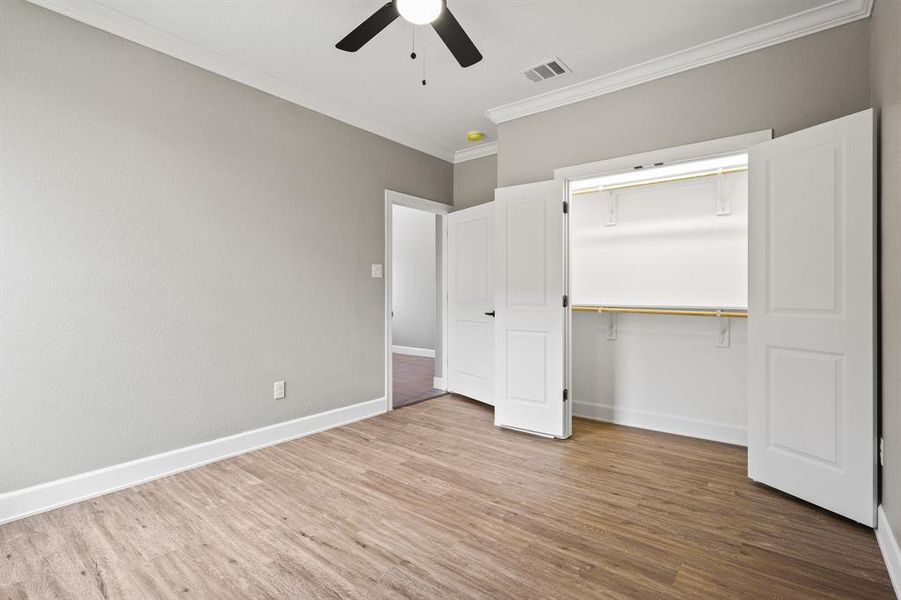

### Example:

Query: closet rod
xmin=571 ymin=166 xmax=748 ymax=196
xmin=571 ymin=305 xmax=748 ymax=318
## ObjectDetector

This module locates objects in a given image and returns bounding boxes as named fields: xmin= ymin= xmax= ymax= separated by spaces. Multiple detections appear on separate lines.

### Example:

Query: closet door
xmin=447 ymin=203 xmax=495 ymax=405
xmin=494 ymin=180 xmax=569 ymax=438
xmin=748 ymin=109 xmax=875 ymax=525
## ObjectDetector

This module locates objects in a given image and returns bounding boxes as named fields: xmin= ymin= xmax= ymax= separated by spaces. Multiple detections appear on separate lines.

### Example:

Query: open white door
xmin=748 ymin=109 xmax=876 ymax=525
xmin=494 ymin=180 xmax=569 ymax=438
xmin=447 ymin=203 xmax=494 ymax=405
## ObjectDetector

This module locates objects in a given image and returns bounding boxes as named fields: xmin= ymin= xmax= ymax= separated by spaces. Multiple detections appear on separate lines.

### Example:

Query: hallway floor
xmin=392 ymin=353 xmax=444 ymax=409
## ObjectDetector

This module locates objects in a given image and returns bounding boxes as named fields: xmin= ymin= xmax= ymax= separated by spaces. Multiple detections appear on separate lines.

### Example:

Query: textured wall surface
xmin=0 ymin=0 xmax=452 ymax=492
xmin=453 ymin=155 xmax=498 ymax=210
xmin=498 ymin=21 xmax=871 ymax=186
xmin=871 ymin=0 xmax=901 ymax=534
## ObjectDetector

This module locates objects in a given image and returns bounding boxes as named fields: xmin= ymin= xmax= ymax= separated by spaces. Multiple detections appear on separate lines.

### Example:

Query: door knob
xmin=484 ymin=311 xmax=496 ymax=317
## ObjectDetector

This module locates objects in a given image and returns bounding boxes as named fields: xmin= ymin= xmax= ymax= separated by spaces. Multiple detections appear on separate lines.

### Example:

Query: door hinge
xmin=562 ymin=294 xmax=569 ymax=307
xmin=562 ymin=200 xmax=569 ymax=214
xmin=563 ymin=389 xmax=568 ymax=402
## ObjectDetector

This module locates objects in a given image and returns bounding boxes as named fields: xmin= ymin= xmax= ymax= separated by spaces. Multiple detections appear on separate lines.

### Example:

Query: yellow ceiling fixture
xmin=466 ymin=131 xmax=485 ymax=142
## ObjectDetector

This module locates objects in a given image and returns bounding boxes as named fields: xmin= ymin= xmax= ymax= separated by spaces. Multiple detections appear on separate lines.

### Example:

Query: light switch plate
xmin=371 ymin=263 xmax=383 ymax=278
xmin=274 ymin=381 xmax=285 ymax=400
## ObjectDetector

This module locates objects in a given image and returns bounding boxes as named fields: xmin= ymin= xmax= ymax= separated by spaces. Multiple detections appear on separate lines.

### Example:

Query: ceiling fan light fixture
xmin=396 ymin=0 xmax=443 ymax=25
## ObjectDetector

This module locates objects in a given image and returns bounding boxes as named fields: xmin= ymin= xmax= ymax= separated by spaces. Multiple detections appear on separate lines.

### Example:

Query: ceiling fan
xmin=336 ymin=0 xmax=482 ymax=68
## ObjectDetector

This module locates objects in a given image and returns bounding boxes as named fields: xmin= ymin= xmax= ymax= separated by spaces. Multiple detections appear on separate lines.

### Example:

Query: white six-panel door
xmin=447 ymin=203 xmax=495 ymax=405
xmin=494 ymin=180 xmax=568 ymax=438
xmin=748 ymin=109 xmax=876 ymax=525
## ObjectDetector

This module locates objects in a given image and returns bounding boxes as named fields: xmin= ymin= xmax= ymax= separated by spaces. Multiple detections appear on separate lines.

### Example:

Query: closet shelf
xmin=572 ymin=305 xmax=748 ymax=318
xmin=571 ymin=166 xmax=748 ymax=196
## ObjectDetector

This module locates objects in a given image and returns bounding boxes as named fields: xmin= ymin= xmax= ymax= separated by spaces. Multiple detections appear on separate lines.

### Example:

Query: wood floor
xmin=391 ymin=353 xmax=443 ymax=409
xmin=0 ymin=396 xmax=893 ymax=599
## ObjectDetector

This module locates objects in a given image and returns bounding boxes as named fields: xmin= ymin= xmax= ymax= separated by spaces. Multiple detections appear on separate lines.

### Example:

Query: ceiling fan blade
xmin=336 ymin=2 xmax=399 ymax=52
xmin=431 ymin=6 xmax=482 ymax=68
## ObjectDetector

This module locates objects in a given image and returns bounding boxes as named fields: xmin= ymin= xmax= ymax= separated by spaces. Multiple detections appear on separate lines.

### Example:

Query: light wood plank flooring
xmin=392 ymin=353 xmax=443 ymax=409
xmin=0 ymin=396 xmax=893 ymax=599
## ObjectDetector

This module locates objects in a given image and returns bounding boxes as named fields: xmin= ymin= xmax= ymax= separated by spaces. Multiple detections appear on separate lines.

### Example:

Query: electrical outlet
xmin=371 ymin=263 xmax=383 ymax=278
xmin=274 ymin=381 xmax=285 ymax=400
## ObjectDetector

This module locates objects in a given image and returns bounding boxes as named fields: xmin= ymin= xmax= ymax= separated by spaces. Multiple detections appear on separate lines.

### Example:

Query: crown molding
xmin=27 ymin=0 xmax=456 ymax=162
xmin=453 ymin=142 xmax=498 ymax=164
xmin=486 ymin=0 xmax=874 ymax=125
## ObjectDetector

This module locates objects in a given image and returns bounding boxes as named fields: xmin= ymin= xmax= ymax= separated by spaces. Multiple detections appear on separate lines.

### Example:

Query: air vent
xmin=523 ymin=58 xmax=570 ymax=83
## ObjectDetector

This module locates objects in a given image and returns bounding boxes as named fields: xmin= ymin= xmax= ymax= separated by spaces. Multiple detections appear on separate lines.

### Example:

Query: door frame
xmin=384 ymin=190 xmax=451 ymax=411
xmin=552 ymin=129 xmax=772 ymax=440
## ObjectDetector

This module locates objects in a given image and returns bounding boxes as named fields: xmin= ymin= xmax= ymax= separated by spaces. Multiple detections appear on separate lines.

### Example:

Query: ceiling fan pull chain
xmin=421 ymin=46 xmax=427 ymax=86
xmin=410 ymin=25 xmax=416 ymax=60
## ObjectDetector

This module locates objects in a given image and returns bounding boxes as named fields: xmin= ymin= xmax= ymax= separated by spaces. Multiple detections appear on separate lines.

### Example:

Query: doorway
xmin=384 ymin=190 xmax=449 ymax=410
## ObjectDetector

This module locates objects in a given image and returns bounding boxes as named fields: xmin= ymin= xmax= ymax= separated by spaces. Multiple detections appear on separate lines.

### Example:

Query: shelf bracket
xmin=715 ymin=168 xmax=731 ymax=216
xmin=715 ymin=310 xmax=731 ymax=348
xmin=603 ymin=191 xmax=616 ymax=226
xmin=606 ymin=312 xmax=618 ymax=341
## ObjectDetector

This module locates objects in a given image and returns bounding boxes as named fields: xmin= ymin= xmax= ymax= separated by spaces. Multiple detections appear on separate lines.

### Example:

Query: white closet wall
xmin=570 ymin=169 xmax=748 ymax=445
xmin=572 ymin=314 xmax=747 ymax=445
xmin=572 ymin=171 xmax=748 ymax=308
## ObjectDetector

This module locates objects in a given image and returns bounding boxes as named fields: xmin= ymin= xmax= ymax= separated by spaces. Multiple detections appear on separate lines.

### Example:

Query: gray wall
xmin=453 ymin=154 xmax=498 ymax=210
xmin=0 ymin=0 xmax=452 ymax=493
xmin=498 ymin=20 xmax=871 ymax=186
xmin=871 ymin=0 xmax=901 ymax=535
xmin=391 ymin=205 xmax=436 ymax=351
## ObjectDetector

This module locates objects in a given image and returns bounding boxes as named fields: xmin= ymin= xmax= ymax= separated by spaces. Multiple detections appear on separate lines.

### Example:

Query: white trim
xmin=453 ymin=142 xmax=498 ymax=164
xmin=555 ymin=130 xmax=772 ymax=182
xmin=392 ymin=345 xmax=435 ymax=358
xmin=27 ymin=0 xmax=456 ymax=162
xmin=0 ymin=396 xmax=387 ymax=525
xmin=440 ymin=218 xmax=449 ymax=391
xmin=486 ymin=0 xmax=873 ymax=124
xmin=387 ymin=190 xmax=451 ymax=214
xmin=877 ymin=505 xmax=901 ymax=598
xmin=385 ymin=190 xmax=449 ymax=411
xmin=573 ymin=401 xmax=747 ymax=446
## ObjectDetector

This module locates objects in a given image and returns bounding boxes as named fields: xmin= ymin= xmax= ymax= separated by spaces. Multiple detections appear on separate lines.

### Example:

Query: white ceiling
xmin=35 ymin=0 xmax=865 ymax=161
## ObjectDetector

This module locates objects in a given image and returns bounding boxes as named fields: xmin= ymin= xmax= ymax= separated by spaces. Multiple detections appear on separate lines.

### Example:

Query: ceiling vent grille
xmin=523 ymin=58 xmax=571 ymax=83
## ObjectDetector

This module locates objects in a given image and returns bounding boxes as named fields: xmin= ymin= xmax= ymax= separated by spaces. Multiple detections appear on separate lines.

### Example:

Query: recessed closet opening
xmin=567 ymin=149 xmax=751 ymax=445
xmin=558 ymin=114 xmax=876 ymax=527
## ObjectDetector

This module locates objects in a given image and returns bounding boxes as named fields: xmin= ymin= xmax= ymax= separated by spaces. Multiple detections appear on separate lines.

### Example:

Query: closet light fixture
xmin=571 ymin=153 xmax=748 ymax=193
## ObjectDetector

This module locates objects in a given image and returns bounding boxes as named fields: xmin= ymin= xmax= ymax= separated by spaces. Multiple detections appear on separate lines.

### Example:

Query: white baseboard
xmin=572 ymin=401 xmax=747 ymax=446
xmin=0 ymin=396 xmax=387 ymax=525
xmin=877 ymin=505 xmax=901 ymax=599
xmin=433 ymin=376 xmax=446 ymax=390
xmin=392 ymin=345 xmax=435 ymax=358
